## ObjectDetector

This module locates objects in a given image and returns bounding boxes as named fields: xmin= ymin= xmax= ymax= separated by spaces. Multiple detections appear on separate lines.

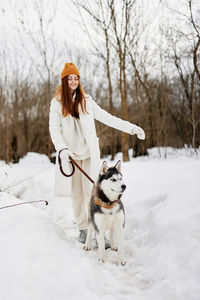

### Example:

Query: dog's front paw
xmin=111 ymin=247 xmax=118 ymax=251
xmin=83 ymin=244 xmax=91 ymax=251
xmin=98 ymin=254 xmax=106 ymax=263
xmin=118 ymin=259 xmax=126 ymax=266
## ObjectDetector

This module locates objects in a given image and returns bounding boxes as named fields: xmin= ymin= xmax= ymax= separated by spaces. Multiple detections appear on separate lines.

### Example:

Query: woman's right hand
xmin=59 ymin=149 xmax=73 ymax=161
xmin=131 ymin=125 xmax=145 ymax=140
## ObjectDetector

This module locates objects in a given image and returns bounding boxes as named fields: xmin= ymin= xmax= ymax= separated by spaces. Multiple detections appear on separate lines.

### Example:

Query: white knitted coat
xmin=49 ymin=95 xmax=134 ymax=197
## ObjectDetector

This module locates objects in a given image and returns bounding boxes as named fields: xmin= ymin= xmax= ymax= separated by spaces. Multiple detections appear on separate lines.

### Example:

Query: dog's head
xmin=98 ymin=160 xmax=126 ymax=202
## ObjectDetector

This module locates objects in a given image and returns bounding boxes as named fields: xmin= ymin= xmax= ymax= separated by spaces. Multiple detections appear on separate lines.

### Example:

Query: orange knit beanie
xmin=61 ymin=62 xmax=80 ymax=80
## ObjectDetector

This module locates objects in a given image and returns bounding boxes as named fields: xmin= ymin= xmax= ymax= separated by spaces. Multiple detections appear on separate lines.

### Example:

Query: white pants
xmin=71 ymin=158 xmax=93 ymax=230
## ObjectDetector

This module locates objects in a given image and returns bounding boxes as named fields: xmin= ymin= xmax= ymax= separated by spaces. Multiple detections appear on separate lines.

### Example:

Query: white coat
xmin=49 ymin=94 xmax=134 ymax=197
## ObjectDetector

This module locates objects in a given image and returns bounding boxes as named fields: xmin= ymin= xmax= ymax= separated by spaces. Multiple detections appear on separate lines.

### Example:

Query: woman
xmin=49 ymin=62 xmax=145 ymax=243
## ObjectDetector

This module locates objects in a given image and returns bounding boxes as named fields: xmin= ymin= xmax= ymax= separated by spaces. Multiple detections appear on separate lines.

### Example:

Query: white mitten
xmin=59 ymin=149 xmax=73 ymax=161
xmin=131 ymin=125 xmax=145 ymax=140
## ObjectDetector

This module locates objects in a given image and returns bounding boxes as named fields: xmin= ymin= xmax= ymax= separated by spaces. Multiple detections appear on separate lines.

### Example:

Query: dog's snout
xmin=121 ymin=184 xmax=126 ymax=191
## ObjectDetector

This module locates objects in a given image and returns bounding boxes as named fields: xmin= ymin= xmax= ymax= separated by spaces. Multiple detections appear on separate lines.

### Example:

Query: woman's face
xmin=68 ymin=74 xmax=79 ymax=92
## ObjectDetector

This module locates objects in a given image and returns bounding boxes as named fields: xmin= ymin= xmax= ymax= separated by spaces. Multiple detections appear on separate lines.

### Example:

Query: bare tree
xmin=14 ymin=0 xmax=59 ymax=157
xmin=109 ymin=0 xmax=137 ymax=161
xmin=73 ymin=0 xmax=117 ymax=159
xmin=163 ymin=0 xmax=200 ymax=148
xmin=0 ymin=46 xmax=11 ymax=163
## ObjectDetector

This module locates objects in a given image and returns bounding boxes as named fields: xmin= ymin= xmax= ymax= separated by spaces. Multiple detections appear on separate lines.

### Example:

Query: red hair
xmin=54 ymin=76 xmax=87 ymax=118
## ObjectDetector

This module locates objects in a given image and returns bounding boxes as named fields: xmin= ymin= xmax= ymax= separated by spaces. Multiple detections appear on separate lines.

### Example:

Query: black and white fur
xmin=84 ymin=160 xmax=126 ymax=265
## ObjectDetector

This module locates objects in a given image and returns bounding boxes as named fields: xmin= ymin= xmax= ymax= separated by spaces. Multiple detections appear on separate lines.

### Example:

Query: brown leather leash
xmin=58 ymin=149 xmax=94 ymax=184
xmin=58 ymin=150 xmax=122 ymax=210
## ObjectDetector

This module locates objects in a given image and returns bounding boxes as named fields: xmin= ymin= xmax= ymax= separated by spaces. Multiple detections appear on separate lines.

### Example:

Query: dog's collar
xmin=94 ymin=198 xmax=119 ymax=209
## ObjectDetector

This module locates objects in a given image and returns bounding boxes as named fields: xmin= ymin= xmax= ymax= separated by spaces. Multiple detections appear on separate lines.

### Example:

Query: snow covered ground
xmin=0 ymin=147 xmax=200 ymax=300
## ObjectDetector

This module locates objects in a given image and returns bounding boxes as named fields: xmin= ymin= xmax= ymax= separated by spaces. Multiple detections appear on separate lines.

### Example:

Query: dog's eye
xmin=111 ymin=178 xmax=116 ymax=182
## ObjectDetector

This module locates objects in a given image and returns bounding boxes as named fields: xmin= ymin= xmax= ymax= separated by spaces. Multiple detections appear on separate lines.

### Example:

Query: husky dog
xmin=84 ymin=160 xmax=126 ymax=265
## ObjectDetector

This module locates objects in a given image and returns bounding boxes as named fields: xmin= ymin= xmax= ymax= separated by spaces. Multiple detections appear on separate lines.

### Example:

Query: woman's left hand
xmin=131 ymin=125 xmax=145 ymax=140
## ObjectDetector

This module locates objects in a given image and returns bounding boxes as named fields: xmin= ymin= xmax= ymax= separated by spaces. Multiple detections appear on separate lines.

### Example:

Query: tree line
xmin=0 ymin=0 xmax=199 ymax=163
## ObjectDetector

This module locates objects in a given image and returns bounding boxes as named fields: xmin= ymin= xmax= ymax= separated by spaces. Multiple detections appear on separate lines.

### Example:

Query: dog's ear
xmin=114 ymin=160 xmax=121 ymax=172
xmin=100 ymin=161 xmax=109 ymax=174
